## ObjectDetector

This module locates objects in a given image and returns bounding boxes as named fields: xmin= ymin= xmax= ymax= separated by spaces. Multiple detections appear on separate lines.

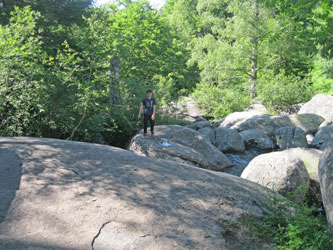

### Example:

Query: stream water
xmin=223 ymin=148 xmax=264 ymax=176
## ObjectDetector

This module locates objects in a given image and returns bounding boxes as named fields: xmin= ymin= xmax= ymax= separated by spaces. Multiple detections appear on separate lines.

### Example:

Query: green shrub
xmin=191 ymin=82 xmax=250 ymax=120
xmin=311 ymin=53 xmax=333 ymax=94
xmin=0 ymin=7 xmax=46 ymax=136
xmin=257 ymin=71 xmax=313 ymax=112
xmin=243 ymin=192 xmax=333 ymax=250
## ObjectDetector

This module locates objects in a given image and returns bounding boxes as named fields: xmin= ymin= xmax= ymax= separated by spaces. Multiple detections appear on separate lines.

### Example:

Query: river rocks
xmin=160 ymin=97 xmax=203 ymax=122
xmin=241 ymin=151 xmax=310 ymax=202
xmin=280 ymin=103 xmax=305 ymax=115
xmin=299 ymin=94 xmax=333 ymax=123
xmin=215 ymin=127 xmax=245 ymax=153
xmin=198 ymin=127 xmax=216 ymax=144
xmin=318 ymin=146 xmax=333 ymax=231
xmin=275 ymin=126 xmax=308 ymax=150
xmin=287 ymin=114 xmax=325 ymax=134
xmin=285 ymin=148 xmax=322 ymax=183
xmin=129 ymin=125 xmax=232 ymax=171
xmin=221 ymin=112 xmax=324 ymax=136
xmin=239 ymin=129 xmax=275 ymax=151
xmin=219 ymin=111 xmax=271 ymax=129
xmin=0 ymin=137 xmax=278 ymax=250
xmin=188 ymin=120 xmax=212 ymax=130
xmin=312 ymin=126 xmax=333 ymax=150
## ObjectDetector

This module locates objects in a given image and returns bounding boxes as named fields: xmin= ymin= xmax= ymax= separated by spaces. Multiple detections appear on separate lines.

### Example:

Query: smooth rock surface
xmin=0 ymin=137 xmax=275 ymax=250
xmin=241 ymin=151 xmax=310 ymax=202
xmin=275 ymin=126 xmax=308 ymax=150
xmin=299 ymin=94 xmax=333 ymax=123
xmin=221 ymin=112 xmax=324 ymax=136
xmin=215 ymin=127 xmax=245 ymax=153
xmin=188 ymin=120 xmax=212 ymax=130
xmin=312 ymin=126 xmax=333 ymax=150
xmin=284 ymin=148 xmax=322 ymax=183
xmin=239 ymin=129 xmax=275 ymax=151
xmin=219 ymin=111 xmax=271 ymax=129
xmin=129 ymin=125 xmax=232 ymax=171
xmin=318 ymin=146 xmax=333 ymax=231
xmin=198 ymin=127 xmax=216 ymax=145
xmin=0 ymin=149 xmax=22 ymax=224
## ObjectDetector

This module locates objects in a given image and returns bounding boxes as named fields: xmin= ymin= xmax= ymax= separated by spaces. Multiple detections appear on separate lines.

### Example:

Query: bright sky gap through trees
xmin=95 ymin=0 xmax=166 ymax=9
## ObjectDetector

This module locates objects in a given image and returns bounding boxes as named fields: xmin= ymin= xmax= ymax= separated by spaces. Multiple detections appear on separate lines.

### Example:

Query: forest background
xmin=0 ymin=0 xmax=332 ymax=147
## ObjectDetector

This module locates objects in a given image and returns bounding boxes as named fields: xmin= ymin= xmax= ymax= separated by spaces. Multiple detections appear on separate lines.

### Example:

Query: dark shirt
xmin=142 ymin=97 xmax=156 ymax=115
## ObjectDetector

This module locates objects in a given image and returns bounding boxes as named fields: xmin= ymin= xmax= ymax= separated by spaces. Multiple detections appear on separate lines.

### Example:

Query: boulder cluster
xmin=130 ymin=94 xmax=333 ymax=228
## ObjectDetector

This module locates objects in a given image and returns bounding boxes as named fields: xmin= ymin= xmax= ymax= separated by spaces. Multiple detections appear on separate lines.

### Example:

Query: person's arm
xmin=152 ymin=99 xmax=156 ymax=120
xmin=152 ymin=105 xmax=156 ymax=120
xmin=138 ymin=102 xmax=144 ymax=119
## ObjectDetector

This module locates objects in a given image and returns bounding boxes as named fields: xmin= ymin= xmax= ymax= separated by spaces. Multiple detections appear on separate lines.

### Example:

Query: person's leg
xmin=150 ymin=115 xmax=155 ymax=134
xmin=143 ymin=114 xmax=148 ymax=134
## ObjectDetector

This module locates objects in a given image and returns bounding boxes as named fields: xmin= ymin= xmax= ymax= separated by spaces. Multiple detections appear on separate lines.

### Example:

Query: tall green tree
xmin=0 ymin=0 xmax=95 ymax=54
xmin=0 ymin=0 xmax=94 ymax=25
xmin=191 ymin=0 xmax=311 ymax=97
xmin=0 ymin=7 xmax=46 ymax=136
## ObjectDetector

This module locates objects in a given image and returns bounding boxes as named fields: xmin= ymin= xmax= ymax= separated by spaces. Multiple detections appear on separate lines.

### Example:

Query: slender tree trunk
xmin=250 ymin=0 xmax=259 ymax=101
xmin=67 ymin=109 xmax=87 ymax=140
xmin=109 ymin=58 xmax=121 ymax=108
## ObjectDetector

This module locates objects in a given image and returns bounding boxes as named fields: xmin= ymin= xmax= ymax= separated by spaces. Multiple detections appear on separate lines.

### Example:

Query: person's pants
xmin=144 ymin=114 xmax=154 ymax=134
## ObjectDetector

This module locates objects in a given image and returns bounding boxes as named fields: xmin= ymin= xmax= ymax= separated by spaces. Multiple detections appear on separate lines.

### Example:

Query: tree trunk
xmin=109 ymin=58 xmax=121 ymax=108
xmin=250 ymin=0 xmax=259 ymax=101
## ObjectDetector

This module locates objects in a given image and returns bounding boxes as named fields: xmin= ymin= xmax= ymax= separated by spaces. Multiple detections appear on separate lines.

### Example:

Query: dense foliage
xmin=0 ymin=0 xmax=332 ymax=144
xmin=0 ymin=1 xmax=195 ymax=146
xmin=244 ymin=192 xmax=333 ymax=249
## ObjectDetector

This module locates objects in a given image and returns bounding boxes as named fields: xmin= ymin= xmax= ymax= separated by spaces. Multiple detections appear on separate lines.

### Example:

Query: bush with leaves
xmin=256 ymin=71 xmax=313 ymax=111
xmin=243 ymin=188 xmax=333 ymax=250
xmin=191 ymin=82 xmax=250 ymax=119
xmin=311 ymin=52 xmax=333 ymax=94
xmin=0 ymin=7 xmax=46 ymax=136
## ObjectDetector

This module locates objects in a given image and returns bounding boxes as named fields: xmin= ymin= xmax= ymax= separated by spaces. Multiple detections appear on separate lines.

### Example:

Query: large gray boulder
xmin=219 ymin=111 xmax=271 ymax=129
xmin=188 ymin=120 xmax=212 ymax=130
xmin=299 ymin=94 xmax=333 ymax=124
xmin=318 ymin=146 xmax=333 ymax=231
xmin=0 ymin=137 xmax=277 ymax=250
xmin=129 ymin=125 xmax=232 ymax=171
xmin=198 ymin=127 xmax=216 ymax=145
xmin=241 ymin=151 xmax=310 ymax=202
xmin=275 ymin=126 xmax=308 ymax=150
xmin=220 ymin=111 xmax=324 ymax=136
xmin=160 ymin=97 xmax=203 ymax=122
xmin=284 ymin=148 xmax=322 ymax=183
xmin=215 ymin=127 xmax=245 ymax=153
xmin=312 ymin=126 xmax=333 ymax=150
xmin=282 ymin=148 xmax=323 ymax=204
xmin=239 ymin=129 xmax=275 ymax=151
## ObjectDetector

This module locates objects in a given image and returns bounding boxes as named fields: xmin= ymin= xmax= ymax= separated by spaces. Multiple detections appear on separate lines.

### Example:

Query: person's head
xmin=146 ymin=89 xmax=153 ymax=99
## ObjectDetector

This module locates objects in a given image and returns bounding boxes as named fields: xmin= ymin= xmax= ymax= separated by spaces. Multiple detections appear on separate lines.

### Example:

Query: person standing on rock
xmin=138 ymin=89 xmax=156 ymax=137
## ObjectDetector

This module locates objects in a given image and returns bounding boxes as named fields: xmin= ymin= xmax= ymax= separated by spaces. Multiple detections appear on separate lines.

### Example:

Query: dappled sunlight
xmin=0 ymin=137 xmax=276 ymax=249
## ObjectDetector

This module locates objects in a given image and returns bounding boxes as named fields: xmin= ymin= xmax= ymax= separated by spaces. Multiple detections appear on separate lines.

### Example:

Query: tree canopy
xmin=0 ymin=0 xmax=332 ymax=145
